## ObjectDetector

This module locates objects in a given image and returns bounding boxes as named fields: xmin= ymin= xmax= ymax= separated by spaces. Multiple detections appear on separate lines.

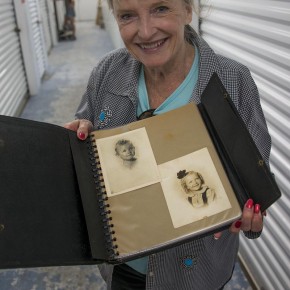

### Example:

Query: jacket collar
xmin=106 ymin=49 xmax=141 ymax=107
xmin=190 ymin=29 xmax=222 ymax=104
xmin=107 ymin=31 xmax=222 ymax=105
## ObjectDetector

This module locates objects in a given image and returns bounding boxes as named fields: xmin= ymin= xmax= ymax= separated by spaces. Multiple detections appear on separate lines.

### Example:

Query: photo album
xmin=0 ymin=73 xmax=281 ymax=269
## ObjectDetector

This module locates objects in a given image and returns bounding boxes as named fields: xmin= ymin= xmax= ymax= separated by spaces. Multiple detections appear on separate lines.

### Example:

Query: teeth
xmin=140 ymin=40 xmax=164 ymax=49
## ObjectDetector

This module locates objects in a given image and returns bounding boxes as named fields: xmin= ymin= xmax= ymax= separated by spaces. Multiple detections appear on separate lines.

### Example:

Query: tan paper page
xmin=91 ymin=104 xmax=241 ymax=259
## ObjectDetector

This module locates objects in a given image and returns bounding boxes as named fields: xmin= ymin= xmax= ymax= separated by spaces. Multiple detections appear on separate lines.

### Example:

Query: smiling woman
xmin=64 ymin=0 xmax=271 ymax=289
xmin=112 ymin=0 xmax=195 ymax=109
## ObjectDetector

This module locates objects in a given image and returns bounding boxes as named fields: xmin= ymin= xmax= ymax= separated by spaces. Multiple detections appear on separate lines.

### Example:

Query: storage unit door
xmin=0 ymin=0 xmax=28 ymax=116
xmin=40 ymin=0 xmax=52 ymax=53
xmin=27 ymin=0 xmax=47 ymax=77
xmin=55 ymin=0 xmax=66 ymax=32
xmin=200 ymin=1 xmax=290 ymax=289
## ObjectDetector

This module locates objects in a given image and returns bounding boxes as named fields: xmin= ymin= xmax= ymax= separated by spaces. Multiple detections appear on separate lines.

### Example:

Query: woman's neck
xmin=144 ymin=42 xmax=195 ymax=108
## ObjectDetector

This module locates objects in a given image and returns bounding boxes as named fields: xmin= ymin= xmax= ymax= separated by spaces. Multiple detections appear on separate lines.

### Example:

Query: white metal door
xmin=0 ymin=0 xmax=28 ymax=116
xmin=46 ymin=0 xmax=58 ymax=46
xmin=55 ymin=0 xmax=66 ymax=32
xmin=27 ymin=0 xmax=47 ymax=77
xmin=39 ymin=0 xmax=52 ymax=53
xmin=200 ymin=1 xmax=290 ymax=289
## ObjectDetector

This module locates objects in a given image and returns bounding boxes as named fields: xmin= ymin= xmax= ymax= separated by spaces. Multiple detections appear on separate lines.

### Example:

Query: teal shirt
xmin=137 ymin=46 xmax=199 ymax=117
xmin=128 ymin=47 xmax=199 ymax=275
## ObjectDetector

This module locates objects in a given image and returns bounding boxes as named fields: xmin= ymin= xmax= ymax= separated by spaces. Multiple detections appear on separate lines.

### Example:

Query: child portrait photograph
xmin=159 ymin=148 xmax=232 ymax=228
xmin=95 ymin=127 xmax=160 ymax=197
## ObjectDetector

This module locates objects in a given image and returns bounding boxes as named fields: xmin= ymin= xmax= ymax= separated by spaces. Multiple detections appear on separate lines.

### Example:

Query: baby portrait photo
xmin=95 ymin=127 xmax=160 ymax=196
xmin=159 ymin=148 xmax=232 ymax=228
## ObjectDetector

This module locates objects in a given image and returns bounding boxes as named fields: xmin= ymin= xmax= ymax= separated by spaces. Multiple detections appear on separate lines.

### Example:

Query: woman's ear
xmin=184 ymin=4 xmax=193 ymax=25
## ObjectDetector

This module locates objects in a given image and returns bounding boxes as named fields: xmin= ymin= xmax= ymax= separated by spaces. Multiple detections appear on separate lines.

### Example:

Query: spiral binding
xmin=87 ymin=135 xmax=119 ymax=259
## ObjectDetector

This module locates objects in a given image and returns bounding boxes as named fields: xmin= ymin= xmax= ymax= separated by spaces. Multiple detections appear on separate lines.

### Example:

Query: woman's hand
xmin=64 ymin=119 xmax=93 ymax=140
xmin=229 ymin=198 xmax=263 ymax=233
xmin=213 ymin=199 xmax=264 ymax=240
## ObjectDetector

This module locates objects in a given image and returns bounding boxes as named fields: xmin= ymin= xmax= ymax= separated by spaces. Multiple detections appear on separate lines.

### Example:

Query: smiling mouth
xmin=138 ymin=39 xmax=166 ymax=50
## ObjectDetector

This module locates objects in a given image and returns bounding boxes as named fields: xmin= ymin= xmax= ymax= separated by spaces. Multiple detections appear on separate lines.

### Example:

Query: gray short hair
xmin=106 ymin=0 xmax=194 ymax=12
xmin=106 ymin=0 xmax=196 ymax=41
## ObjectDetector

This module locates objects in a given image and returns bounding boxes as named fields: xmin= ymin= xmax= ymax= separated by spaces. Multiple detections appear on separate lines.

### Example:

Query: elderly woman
xmin=65 ymin=0 xmax=268 ymax=289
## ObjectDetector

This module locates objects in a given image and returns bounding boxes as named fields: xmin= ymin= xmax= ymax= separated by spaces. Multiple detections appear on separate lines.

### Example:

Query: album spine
xmin=87 ymin=135 xmax=119 ymax=260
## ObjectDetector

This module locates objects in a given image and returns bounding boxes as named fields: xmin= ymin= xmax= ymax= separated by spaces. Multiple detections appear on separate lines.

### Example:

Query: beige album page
xmin=91 ymin=104 xmax=241 ymax=257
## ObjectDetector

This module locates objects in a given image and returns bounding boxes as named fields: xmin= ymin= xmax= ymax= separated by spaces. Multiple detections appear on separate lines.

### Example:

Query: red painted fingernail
xmin=235 ymin=220 xmax=242 ymax=228
xmin=246 ymin=199 xmax=254 ymax=209
xmin=78 ymin=132 xmax=86 ymax=140
xmin=254 ymin=204 xmax=261 ymax=214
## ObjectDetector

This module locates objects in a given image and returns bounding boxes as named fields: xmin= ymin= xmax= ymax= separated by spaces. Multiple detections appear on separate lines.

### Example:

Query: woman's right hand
xmin=64 ymin=119 xmax=93 ymax=140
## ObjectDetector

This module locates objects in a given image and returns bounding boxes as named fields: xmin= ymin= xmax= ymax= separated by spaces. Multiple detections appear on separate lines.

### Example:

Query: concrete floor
xmin=0 ymin=22 xmax=252 ymax=290
xmin=20 ymin=22 xmax=114 ymax=125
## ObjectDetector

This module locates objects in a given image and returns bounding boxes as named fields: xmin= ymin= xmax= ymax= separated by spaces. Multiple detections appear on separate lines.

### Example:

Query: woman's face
xmin=184 ymin=173 xmax=202 ymax=191
xmin=113 ymin=0 xmax=192 ymax=69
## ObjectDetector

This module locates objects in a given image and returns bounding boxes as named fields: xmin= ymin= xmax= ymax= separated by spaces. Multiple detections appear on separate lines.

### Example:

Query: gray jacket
xmin=76 ymin=32 xmax=271 ymax=290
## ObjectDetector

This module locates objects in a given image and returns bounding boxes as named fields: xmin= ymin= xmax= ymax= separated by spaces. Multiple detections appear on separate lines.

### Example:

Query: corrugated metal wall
xmin=55 ymin=0 xmax=66 ymax=32
xmin=0 ymin=0 xmax=28 ymax=116
xmin=28 ymin=0 xmax=47 ymax=78
xmin=40 ymin=0 xmax=52 ymax=53
xmin=200 ymin=0 xmax=290 ymax=289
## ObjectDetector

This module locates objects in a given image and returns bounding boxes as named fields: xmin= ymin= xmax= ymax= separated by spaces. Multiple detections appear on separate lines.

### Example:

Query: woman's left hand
xmin=213 ymin=198 xmax=264 ymax=240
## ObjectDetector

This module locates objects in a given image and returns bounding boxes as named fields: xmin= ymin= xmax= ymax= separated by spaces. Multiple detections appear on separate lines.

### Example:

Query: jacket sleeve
xmin=75 ymin=66 xmax=100 ymax=122
xmin=219 ymin=59 xmax=271 ymax=239
xmin=75 ymin=51 xmax=113 ymax=124
xmin=236 ymin=66 xmax=271 ymax=166
xmin=236 ymin=67 xmax=271 ymax=239
xmin=218 ymin=56 xmax=271 ymax=166
xmin=75 ymin=50 xmax=118 ymax=125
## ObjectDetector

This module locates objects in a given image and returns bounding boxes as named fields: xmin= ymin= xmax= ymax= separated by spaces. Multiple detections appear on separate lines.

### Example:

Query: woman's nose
xmin=138 ymin=15 xmax=156 ymax=40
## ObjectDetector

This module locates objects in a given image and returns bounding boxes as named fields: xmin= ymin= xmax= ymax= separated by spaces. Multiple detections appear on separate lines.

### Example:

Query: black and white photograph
xmin=159 ymin=148 xmax=232 ymax=228
xmin=95 ymin=127 xmax=160 ymax=196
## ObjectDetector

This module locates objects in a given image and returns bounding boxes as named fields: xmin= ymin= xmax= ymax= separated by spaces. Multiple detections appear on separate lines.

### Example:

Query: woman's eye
xmin=154 ymin=6 xmax=169 ymax=14
xmin=119 ymin=13 xmax=133 ymax=22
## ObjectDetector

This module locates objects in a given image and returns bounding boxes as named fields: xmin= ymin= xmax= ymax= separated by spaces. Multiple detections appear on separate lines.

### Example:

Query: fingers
xmin=213 ymin=232 xmax=222 ymax=240
xmin=64 ymin=119 xmax=80 ymax=131
xmin=77 ymin=119 xmax=93 ymax=140
xmin=64 ymin=119 xmax=93 ymax=140
xmin=229 ymin=220 xmax=242 ymax=234
xmin=241 ymin=199 xmax=263 ymax=232
xmin=229 ymin=198 xmax=263 ymax=234
xmin=240 ymin=198 xmax=254 ymax=231
xmin=250 ymin=204 xmax=263 ymax=232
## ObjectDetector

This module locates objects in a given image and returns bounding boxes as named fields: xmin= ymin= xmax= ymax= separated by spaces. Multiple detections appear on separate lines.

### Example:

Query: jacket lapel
xmin=190 ymin=30 xmax=223 ymax=104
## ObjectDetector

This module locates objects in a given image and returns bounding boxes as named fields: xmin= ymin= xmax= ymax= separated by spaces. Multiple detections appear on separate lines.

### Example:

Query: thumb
xmin=213 ymin=232 xmax=222 ymax=240
xmin=229 ymin=220 xmax=242 ymax=234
